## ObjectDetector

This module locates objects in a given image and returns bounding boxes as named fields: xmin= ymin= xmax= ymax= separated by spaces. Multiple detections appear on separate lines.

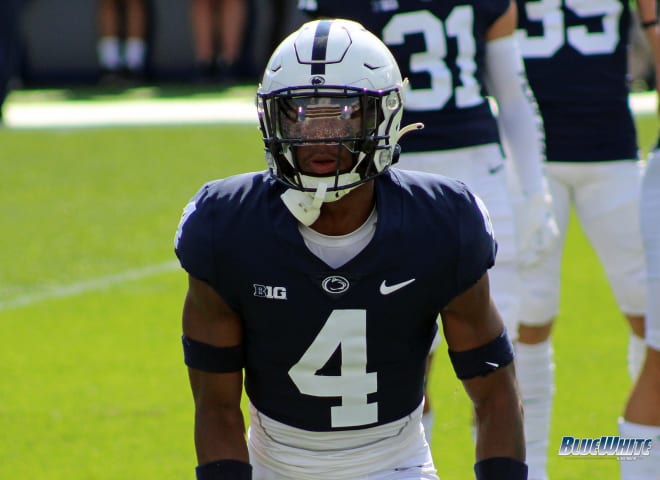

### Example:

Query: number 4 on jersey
xmin=288 ymin=309 xmax=378 ymax=428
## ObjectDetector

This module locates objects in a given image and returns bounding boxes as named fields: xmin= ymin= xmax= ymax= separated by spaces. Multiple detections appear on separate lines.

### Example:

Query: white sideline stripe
xmin=3 ymin=92 xmax=657 ymax=129
xmin=0 ymin=260 xmax=180 ymax=312
xmin=4 ymin=98 xmax=258 ymax=128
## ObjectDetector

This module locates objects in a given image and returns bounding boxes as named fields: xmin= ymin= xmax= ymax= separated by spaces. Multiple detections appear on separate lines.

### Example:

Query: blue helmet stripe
xmin=311 ymin=20 xmax=332 ymax=75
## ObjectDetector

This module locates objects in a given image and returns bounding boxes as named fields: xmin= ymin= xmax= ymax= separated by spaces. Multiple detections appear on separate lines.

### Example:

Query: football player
xmin=298 ymin=0 xmax=558 ymax=455
xmin=621 ymin=142 xmax=660 ymax=479
xmin=175 ymin=19 xmax=527 ymax=480
xmin=515 ymin=0 xmax=660 ymax=478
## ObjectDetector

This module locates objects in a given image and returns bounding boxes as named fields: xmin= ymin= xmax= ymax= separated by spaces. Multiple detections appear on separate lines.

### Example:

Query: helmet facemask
xmin=258 ymin=85 xmax=404 ymax=202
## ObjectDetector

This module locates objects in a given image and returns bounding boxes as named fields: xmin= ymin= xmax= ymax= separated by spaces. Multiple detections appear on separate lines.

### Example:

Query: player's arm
xmin=182 ymin=274 xmax=251 ymax=480
xmin=441 ymin=273 xmax=527 ymax=480
xmin=484 ymin=0 xmax=545 ymax=197
xmin=484 ymin=1 xmax=559 ymax=267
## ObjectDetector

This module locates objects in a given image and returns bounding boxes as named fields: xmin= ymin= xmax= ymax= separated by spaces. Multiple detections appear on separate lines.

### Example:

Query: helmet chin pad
xmin=280 ymin=178 xmax=360 ymax=227
xmin=299 ymin=172 xmax=362 ymax=201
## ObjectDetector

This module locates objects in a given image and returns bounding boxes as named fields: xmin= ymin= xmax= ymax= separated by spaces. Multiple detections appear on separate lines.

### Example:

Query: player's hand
xmin=516 ymin=188 xmax=559 ymax=268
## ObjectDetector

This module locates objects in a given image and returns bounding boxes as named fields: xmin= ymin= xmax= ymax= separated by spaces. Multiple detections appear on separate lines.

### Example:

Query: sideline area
xmin=2 ymin=89 xmax=658 ymax=129
xmin=4 ymin=96 xmax=258 ymax=128
xmin=2 ymin=84 xmax=260 ymax=129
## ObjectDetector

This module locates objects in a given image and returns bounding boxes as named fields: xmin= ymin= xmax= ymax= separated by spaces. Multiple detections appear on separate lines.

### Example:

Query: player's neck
xmin=310 ymin=182 xmax=375 ymax=236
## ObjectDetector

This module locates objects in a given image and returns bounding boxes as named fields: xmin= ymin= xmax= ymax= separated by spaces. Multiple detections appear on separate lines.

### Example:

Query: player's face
xmin=278 ymin=96 xmax=373 ymax=176
xmin=295 ymin=139 xmax=355 ymax=176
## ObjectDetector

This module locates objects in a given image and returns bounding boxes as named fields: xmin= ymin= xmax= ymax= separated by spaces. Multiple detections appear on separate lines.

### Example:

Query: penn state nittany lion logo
xmin=321 ymin=275 xmax=350 ymax=294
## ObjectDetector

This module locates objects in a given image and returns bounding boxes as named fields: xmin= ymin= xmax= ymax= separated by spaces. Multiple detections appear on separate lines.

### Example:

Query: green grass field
xmin=0 ymin=88 xmax=657 ymax=479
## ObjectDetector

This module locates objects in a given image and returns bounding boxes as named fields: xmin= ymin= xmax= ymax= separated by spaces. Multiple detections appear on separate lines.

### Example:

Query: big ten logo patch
xmin=253 ymin=284 xmax=288 ymax=300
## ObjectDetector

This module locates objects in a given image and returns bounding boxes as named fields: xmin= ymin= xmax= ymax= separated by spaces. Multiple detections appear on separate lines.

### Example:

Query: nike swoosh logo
xmin=485 ymin=361 xmax=499 ymax=368
xmin=488 ymin=164 xmax=504 ymax=175
xmin=380 ymin=278 xmax=416 ymax=295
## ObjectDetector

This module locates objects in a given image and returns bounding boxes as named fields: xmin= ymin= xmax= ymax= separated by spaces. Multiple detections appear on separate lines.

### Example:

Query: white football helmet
xmin=257 ymin=19 xmax=406 ymax=212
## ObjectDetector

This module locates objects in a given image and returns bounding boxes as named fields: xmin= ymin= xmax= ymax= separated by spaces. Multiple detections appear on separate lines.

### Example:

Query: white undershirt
xmin=298 ymin=207 xmax=377 ymax=269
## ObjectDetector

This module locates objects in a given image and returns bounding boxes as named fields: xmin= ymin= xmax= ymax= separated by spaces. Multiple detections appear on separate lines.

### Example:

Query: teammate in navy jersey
xmin=515 ymin=0 xmax=660 ymax=478
xmin=175 ymin=19 xmax=527 ymax=480
xmin=298 ymin=0 xmax=558 ymax=456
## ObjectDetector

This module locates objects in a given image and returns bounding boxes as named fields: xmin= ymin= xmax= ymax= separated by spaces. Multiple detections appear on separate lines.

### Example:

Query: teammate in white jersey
xmin=621 ymin=142 xmax=660 ymax=480
xmin=515 ymin=0 xmax=660 ymax=478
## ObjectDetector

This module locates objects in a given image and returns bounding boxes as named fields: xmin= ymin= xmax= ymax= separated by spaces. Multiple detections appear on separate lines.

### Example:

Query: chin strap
xmin=280 ymin=182 xmax=328 ymax=226
xmin=279 ymin=171 xmax=363 ymax=226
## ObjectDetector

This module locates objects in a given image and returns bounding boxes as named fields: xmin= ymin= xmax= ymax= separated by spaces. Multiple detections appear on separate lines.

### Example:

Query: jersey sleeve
xmin=174 ymin=183 xmax=218 ymax=285
xmin=454 ymin=184 xmax=498 ymax=294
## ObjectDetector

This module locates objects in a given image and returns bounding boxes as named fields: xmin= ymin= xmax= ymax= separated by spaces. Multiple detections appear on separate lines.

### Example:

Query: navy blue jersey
xmin=175 ymin=170 xmax=496 ymax=431
xmin=299 ymin=0 xmax=510 ymax=152
xmin=515 ymin=0 xmax=637 ymax=162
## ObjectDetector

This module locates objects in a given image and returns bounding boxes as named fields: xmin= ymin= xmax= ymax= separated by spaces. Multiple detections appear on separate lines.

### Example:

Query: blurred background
xmin=2 ymin=0 xmax=307 ymax=91
xmin=1 ymin=0 xmax=656 ymax=92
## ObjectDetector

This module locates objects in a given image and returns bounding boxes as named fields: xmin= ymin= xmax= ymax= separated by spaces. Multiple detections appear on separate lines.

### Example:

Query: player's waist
xmin=249 ymin=401 xmax=423 ymax=450
xmin=247 ymin=401 xmax=426 ymax=478
xmin=544 ymin=127 xmax=637 ymax=162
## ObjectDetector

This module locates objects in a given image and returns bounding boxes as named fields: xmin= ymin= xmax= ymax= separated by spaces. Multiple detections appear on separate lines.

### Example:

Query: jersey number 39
xmin=517 ymin=0 xmax=622 ymax=58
